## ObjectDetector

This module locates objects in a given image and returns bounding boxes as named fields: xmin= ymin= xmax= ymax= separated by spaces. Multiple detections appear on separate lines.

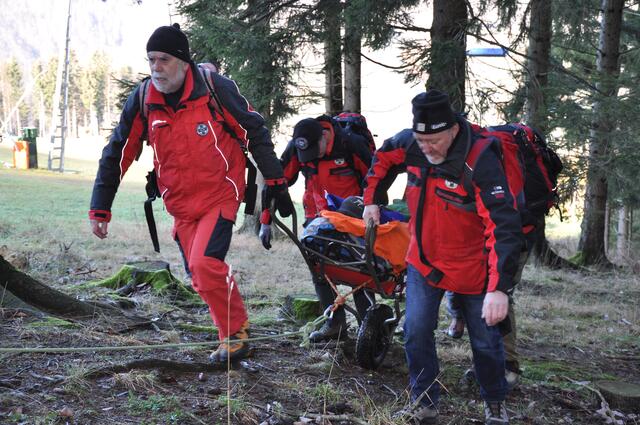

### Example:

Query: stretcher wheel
xmin=355 ymin=304 xmax=394 ymax=369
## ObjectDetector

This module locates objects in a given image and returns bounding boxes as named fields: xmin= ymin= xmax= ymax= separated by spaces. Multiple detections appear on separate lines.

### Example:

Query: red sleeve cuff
xmin=260 ymin=209 xmax=272 ymax=224
xmin=89 ymin=210 xmax=112 ymax=222
xmin=264 ymin=178 xmax=287 ymax=186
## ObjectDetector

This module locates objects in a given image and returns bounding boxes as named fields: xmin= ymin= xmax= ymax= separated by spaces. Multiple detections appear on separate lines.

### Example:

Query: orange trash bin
xmin=13 ymin=140 xmax=29 ymax=169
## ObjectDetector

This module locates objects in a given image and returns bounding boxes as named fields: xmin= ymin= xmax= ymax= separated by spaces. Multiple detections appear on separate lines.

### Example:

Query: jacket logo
xmin=334 ymin=158 xmax=345 ymax=165
xmin=295 ymin=137 xmax=309 ymax=150
xmin=491 ymin=185 xmax=505 ymax=198
xmin=196 ymin=123 xmax=209 ymax=136
xmin=445 ymin=180 xmax=458 ymax=189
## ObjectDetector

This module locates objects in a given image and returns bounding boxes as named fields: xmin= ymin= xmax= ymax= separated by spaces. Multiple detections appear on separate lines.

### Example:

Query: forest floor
xmin=0 ymin=165 xmax=639 ymax=425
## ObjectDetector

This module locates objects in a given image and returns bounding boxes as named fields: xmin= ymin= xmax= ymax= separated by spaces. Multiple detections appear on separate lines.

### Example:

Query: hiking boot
xmin=309 ymin=320 xmax=348 ymax=342
xmin=393 ymin=403 xmax=438 ymax=424
xmin=209 ymin=321 xmax=250 ymax=363
xmin=447 ymin=317 xmax=465 ymax=339
xmin=484 ymin=401 xmax=509 ymax=425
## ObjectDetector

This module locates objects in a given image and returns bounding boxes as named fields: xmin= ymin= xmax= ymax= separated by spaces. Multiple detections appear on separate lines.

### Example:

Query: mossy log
xmin=79 ymin=261 xmax=201 ymax=303
xmin=0 ymin=255 xmax=137 ymax=321
xmin=279 ymin=295 xmax=322 ymax=323
xmin=595 ymin=380 xmax=640 ymax=413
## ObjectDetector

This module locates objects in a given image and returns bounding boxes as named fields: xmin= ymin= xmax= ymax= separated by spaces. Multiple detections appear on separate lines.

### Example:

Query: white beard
xmin=426 ymin=154 xmax=445 ymax=165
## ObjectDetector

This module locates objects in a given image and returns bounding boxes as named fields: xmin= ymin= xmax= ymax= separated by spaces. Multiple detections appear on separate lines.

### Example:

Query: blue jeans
xmin=404 ymin=265 xmax=508 ymax=407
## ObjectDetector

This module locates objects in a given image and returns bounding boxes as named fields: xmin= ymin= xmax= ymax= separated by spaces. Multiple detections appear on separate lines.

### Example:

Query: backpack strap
xmin=198 ymin=67 xmax=224 ymax=119
xmin=453 ymin=137 xmax=493 ymax=212
xmin=138 ymin=78 xmax=151 ymax=121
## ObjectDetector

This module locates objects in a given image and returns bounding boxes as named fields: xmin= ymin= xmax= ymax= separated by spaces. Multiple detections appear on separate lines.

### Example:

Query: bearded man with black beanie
xmin=89 ymin=23 xmax=293 ymax=364
xmin=362 ymin=90 xmax=523 ymax=424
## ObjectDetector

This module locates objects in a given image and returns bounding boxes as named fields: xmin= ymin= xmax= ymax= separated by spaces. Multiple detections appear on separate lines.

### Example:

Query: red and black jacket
xmin=363 ymin=117 xmax=524 ymax=295
xmin=90 ymin=62 xmax=284 ymax=223
xmin=280 ymin=118 xmax=372 ymax=219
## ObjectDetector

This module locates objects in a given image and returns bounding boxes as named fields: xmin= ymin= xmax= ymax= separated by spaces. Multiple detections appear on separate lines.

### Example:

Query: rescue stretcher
xmin=271 ymin=201 xmax=409 ymax=369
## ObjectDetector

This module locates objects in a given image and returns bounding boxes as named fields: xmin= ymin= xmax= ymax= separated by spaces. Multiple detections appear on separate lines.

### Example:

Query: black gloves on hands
xmin=259 ymin=223 xmax=272 ymax=250
xmin=262 ymin=183 xmax=294 ymax=217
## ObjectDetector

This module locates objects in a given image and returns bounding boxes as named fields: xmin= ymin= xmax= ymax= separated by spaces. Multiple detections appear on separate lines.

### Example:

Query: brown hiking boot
xmin=209 ymin=321 xmax=250 ymax=363
xmin=447 ymin=317 xmax=465 ymax=339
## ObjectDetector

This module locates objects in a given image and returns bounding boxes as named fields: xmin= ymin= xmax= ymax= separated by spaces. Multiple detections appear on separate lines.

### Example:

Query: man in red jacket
xmin=89 ymin=24 xmax=293 ymax=364
xmin=362 ymin=90 xmax=523 ymax=425
xmin=261 ymin=116 xmax=372 ymax=341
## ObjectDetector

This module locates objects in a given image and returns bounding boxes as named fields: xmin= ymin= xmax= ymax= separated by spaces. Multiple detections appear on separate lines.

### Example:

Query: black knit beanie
xmin=411 ymin=90 xmax=456 ymax=134
xmin=146 ymin=23 xmax=191 ymax=63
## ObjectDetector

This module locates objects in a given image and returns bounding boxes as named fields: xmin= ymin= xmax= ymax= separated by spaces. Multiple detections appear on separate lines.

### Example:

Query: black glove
xmin=262 ymin=182 xmax=294 ymax=217
xmin=259 ymin=223 xmax=272 ymax=250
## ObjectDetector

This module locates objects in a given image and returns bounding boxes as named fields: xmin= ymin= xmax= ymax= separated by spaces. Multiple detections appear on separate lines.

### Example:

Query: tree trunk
xmin=343 ymin=16 xmax=361 ymax=113
xmin=321 ymin=0 xmax=343 ymax=115
xmin=578 ymin=0 xmax=623 ymax=267
xmin=532 ymin=218 xmax=580 ymax=270
xmin=426 ymin=0 xmax=467 ymax=112
xmin=616 ymin=204 xmax=629 ymax=259
xmin=525 ymin=0 xmax=574 ymax=268
xmin=525 ymin=0 xmax=552 ymax=130
xmin=0 ymin=255 xmax=119 ymax=319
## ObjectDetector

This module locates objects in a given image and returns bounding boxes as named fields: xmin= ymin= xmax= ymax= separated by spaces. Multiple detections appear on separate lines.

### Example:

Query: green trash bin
xmin=21 ymin=127 xmax=38 ymax=169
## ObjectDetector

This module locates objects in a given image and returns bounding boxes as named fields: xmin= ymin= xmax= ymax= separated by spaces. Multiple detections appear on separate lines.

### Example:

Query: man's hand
xmin=362 ymin=204 xmax=380 ymax=226
xmin=262 ymin=182 xmax=294 ymax=218
xmin=482 ymin=290 xmax=509 ymax=326
xmin=259 ymin=223 xmax=272 ymax=250
xmin=90 ymin=219 xmax=109 ymax=239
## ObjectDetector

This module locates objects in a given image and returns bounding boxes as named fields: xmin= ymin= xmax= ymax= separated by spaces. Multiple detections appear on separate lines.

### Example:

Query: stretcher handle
xmin=364 ymin=219 xmax=385 ymax=294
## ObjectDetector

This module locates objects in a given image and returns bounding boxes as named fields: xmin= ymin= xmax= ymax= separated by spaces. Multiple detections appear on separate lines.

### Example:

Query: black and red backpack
xmin=464 ymin=123 xmax=563 ymax=219
xmin=334 ymin=112 xmax=376 ymax=154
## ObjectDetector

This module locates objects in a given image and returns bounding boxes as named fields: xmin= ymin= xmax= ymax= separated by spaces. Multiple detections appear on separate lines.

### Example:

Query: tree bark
xmin=322 ymin=0 xmax=343 ymax=115
xmin=578 ymin=0 xmax=623 ymax=267
xmin=616 ymin=204 xmax=629 ymax=259
xmin=343 ymin=16 xmax=361 ymax=113
xmin=426 ymin=0 xmax=467 ymax=111
xmin=0 ymin=255 xmax=150 ymax=327
xmin=0 ymin=255 xmax=118 ymax=319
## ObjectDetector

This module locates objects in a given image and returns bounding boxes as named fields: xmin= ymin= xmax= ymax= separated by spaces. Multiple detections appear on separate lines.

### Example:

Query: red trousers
xmin=174 ymin=206 xmax=247 ymax=340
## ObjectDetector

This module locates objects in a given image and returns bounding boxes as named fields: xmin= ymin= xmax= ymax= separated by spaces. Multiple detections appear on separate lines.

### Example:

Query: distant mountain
xmin=0 ymin=0 xmax=176 ymax=77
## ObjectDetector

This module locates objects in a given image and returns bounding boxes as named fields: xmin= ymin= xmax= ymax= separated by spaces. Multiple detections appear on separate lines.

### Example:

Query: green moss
xmin=521 ymin=359 xmax=619 ymax=388
xmin=568 ymin=251 xmax=584 ymax=266
xmin=79 ymin=265 xmax=200 ymax=302
xmin=27 ymin=317 xmax=77 ymax=328
xmin=291 ymin=297 xmax=321 ymax=322
xmin=177 ymin=323 xmax=217 ymax=334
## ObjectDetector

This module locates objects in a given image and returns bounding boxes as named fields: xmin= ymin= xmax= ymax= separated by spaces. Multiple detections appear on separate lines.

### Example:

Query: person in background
xmin=261 ymin=116 xmax=372 ymax=341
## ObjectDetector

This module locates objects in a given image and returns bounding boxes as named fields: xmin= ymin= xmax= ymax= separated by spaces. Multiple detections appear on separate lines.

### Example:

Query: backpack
xmin=334 ymin=112 xmax=376 ymax=154
xmin=462 ymin=123 xmax=563 ymax=220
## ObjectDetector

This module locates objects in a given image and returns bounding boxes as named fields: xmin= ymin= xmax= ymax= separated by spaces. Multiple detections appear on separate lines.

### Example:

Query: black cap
xmin=337 ymin=196 xmax=365 ymax=219
xmin=411 ymin=90 xmax=456 ymax=134
xmin=292 ymin=118 xmax=324 ymax=163
xmin=146 ymin=23 xmax=191 ymax=63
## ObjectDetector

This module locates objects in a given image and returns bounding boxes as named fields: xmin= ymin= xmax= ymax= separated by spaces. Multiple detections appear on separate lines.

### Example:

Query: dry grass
xmin=1 ymin=168 xmax=640 ymax=424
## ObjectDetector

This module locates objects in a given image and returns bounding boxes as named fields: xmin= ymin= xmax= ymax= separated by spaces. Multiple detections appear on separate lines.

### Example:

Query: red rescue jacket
xmin=281 ymin=118 xmax=372 ymax=219
xmin=363 ymin=118 xmax=524 ymax=294
xmin=90 ymin=63 xmax=284 ymax=223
